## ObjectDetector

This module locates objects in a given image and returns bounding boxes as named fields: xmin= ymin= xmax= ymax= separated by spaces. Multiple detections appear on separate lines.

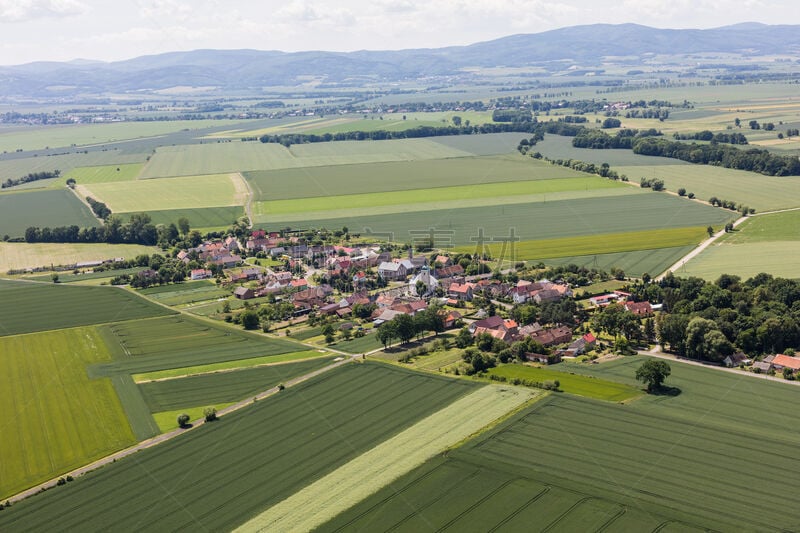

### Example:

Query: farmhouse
xmin=529 ymin=325 xmax=573 ymax=347
xmin=378 ymin=261 xmax=407 ymax=281
xmin=624 ymin=300 xmax=653 ymax=317
xmin=435 ymin=264 xmax=464 ymax=279
xmin=190 ymin=268 xmax=212 ymax=280
xmin=448 ymin=282 xmax=474 ymax=301
xmin=723 ymin=352 xmax=752 ymax=368
xmin=234 ymin=287 xmax=255 ymax=300
xmin=770 ymin=354 xmax=800 ymax=373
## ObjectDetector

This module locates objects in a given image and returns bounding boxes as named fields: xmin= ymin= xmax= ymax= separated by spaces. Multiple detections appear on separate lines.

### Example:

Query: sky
xmin=1 ymin=0 xmax=799 ymax=65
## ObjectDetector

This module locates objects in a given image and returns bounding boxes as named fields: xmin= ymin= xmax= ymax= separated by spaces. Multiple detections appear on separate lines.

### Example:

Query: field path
xmin=656 ymin=215 xmax=747 ymax=280
xmin=234 ymin=385 xmax=539 ymax=533
xmin=230 ymin=172 xmax=254 ymax=227
xmin=67 ymin=184 xmax=104 ymax=222
xmin=3 ymin=356 xmax=354 ymax=505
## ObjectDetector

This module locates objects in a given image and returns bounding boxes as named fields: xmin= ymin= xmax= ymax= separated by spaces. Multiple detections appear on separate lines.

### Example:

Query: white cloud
xmin=0 ymin=0 xmax=87 ymax=22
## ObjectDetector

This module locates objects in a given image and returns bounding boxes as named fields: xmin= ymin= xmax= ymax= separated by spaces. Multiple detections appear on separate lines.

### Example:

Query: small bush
xmin=177 ymin=413 xmax=191 ymax=427
xmin=204 ymin=407 xmax=218 ymax=422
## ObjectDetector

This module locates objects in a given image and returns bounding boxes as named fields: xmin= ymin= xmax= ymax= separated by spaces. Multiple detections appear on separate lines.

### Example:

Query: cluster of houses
xmin=588 ymin=290 xmax=661 ymax=316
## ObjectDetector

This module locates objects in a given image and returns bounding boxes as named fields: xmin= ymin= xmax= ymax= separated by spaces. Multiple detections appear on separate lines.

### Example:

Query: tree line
xmin=572 ymin=128 xmax=662 ymax=149
xmin=632 ymin=137 xmax=800 ymax=176
xmin=2 ymin=170 xmax=60 ymax=189
xmin=23 ymin=213 xmax=196 ymax=247
xmin=673 ymin=131 xmax=748 ymax=144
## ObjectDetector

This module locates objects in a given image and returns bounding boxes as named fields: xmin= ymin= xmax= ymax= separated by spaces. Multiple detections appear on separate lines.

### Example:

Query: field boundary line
xmin=233 ymin=385 xmax=538 ymax=533
xmin=2 ymin=357 xmax=353 ymax=506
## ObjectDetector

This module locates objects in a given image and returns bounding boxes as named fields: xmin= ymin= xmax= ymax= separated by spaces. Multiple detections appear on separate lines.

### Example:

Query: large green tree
xmin=635 ymin=359 xmax=671 ymax=392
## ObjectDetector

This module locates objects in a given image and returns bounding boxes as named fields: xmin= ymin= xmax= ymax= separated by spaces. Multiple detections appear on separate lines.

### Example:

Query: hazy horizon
xmin=1 ymin=0 xmax=799 ymax=66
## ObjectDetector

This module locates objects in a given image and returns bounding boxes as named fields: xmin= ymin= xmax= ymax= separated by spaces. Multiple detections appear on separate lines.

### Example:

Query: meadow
xmin=487 ymin=363 xmax=642 ymax=402
xmin=138 ymin=280 xmax=230 ymax=306
xmin=139 ymin=137 xmax=481 ymax=178
xmin=261 ymin=192 xmax=734 ymax=247
xmin=138 ymin=356 xmax=335 ymax=412
xmin=0 ymin=242 xmax=160 ymax=272
xmin=0 ymin=363 xmax=480 ymax=531
xmin=254 ymin=177 xmax=631 ymax=221
xmin=323 ymin=357 xmax=800 ymax=532
xmin=0 ymin=189 xmax=100 ymax=238
xmin=80 ymin=173 xmax=243 ymax=213
xmin=459 ymin=226 xmax=708 ymax=262
xmin=682 ymin=210 xmax=800 ymax=280
xmin=245 ymin=155 xmax=585 ymax=202
xmin=61 ymin=163 xmax=143 ymax=186
xmin=615 ymin=164 xmax=800 ymax=212
xmin=0 ymin=280 xmax=174 ymax=336
xmin=0 ymin=328 xmax=136 ymax=500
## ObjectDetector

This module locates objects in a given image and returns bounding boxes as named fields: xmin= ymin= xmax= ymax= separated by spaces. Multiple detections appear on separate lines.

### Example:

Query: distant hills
xmin=1 ymin=23 xmax=799 ymax=96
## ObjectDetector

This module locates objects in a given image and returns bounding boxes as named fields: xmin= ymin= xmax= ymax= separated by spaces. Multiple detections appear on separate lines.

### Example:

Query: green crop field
xmin=138 ymin=357 xmax=335 ymax=412
xmin=80 ymin=173 xmax=243 ymax=213
xmin=458 ymin=226 xmax=708 ymax=263
xmin=323 ymin=357 xmax=800 ymax=532
xmin=25 ymin=267 xmax=145 ymax=284
xmin=138 ymin=280 xmax=230 ymax=306
xmin=0 ymin=150 xmax=147 ymax=181
xmin=616 ymin=164 xmax=800 ymax=211
xmin=0 ymin=328 xmax=136 ymax=500
xmin=0 ymin=189 xmax=100 ymax=238
xmin=0 ymin=242 xmax=160 ymax=272
xmin=0 ymin=280 xmax=174 ymax=336
xmin=136 ymin=205 xmax=244 ymax=230
xmin=540 ymin=245 xmax=696 ymax=277
xmin=133 ymin=350 xmax=330 ymax=381
xmin=682 ymin=210 xmax=800 ymax=280
xmin=426 ymin=132 xmax=529 ymax=155
xmin=0 ymin=120 xmax=243 ymax=152
xmin=488 ymin=364 xmax=642 ymax=402
xmin=91 ymin=315 xmax=301 ymax=376
xmin=260 ymin=191 xmax=734 ymax=247
xmin=255 ymin=177 xmax=628 ymax=220
xmin=0 ymin=363 xmax=480 ymax=531
xmin=61 ymin=163 xmax=143 ymax=186
xmin=246 ymin=155 xmax=585 ymax=202
xmin=139 ymin=137 xmax=473 ymax=178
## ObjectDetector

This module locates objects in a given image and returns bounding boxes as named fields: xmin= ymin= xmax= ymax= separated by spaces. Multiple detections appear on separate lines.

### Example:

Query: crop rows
xmin=0 ymin=280 xmax=173 ymax=336
xmin=0 ymin=363 xmax=478 ymax=532
xmin=0 ymin=189 xmax=100 ymax=238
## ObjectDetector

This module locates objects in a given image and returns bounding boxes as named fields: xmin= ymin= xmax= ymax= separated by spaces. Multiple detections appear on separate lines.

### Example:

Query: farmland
xmin=0 ymin=189 xmax=100 ymax=238
xmin=0 ymin=280 xmax=174 ymax=336
xmin=254 ymin=177 xmax=632 ymax=221
xmin=79 ymin=173 xmax=243 ymax=213
xmin=137 ymin=280 xmax=230 ymax=306
xmin=681 ymin=210 xmax=800 ymax=279
xmin=0 ymin=149 xmax=147 ymax=179
xmin=262 ymin=192 xmax=734 ymax=247
xmin=0 ymin=363 xmax=481 ymax=531
xmin=62 ymin=163 xmax=143 ymax=186
xmin=138 ymin=357 xmax=335 ymax=412
xmin=245 ymin=155 xmax=585 ymax=202
xmin=322 ymin=358 xmax=800 ymax=531
xmin=0 ymin=242 xmax=160 ymax=272
xmin=0 ymin=328 xmax=136 ymax=500
xmin=137 ymin=205 xmax=244 ymax=230
xmin=615 ymin=164 xmax=800 ymax=212
xmin=139 ymin=137 xmax=477 ymax=178
xmin=458 ymin=226 xmax=708 ymax=263
xmin=540 ymin=246 xmax=696 ymax=278
xmin=91 ymin=315 xmax=302 ymax=376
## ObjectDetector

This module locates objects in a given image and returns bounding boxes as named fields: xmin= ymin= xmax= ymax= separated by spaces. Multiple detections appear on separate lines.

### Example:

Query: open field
xmin=488 ymin=363 xmax=642 ymax=402
xmin=0 ymin=189 xmax=100 ymax=238
xmin=0 ymin=363 xmax=480 ymax=531
xmin=138 ymin=280 xmax=230 ymax=306
xmin=540 ymin=245 xmax=696 ymax=277
xmin=25 ymin=267 xmax=146 ymax=284
xmin=140 ymin=138 xmax=475 ymax=178
xmin=132 ymin=350 xmax=330 ymax=382
xmin=0 ymin=328 xmax=136 ymax=500
xmin=237 ymin=385 xmax=537 ymax=532
xmin=62 ymin=163 xmax=143 ymax=186
xmin=682 ymin=210 xmax=800 ymax=280
xmin=0 ymin=242 xmax=160 ymax=272
xmin=323 ymin=357 xmax=800 ymax=531
xmin=92 ymin=315 xmax=301 ymax=376
xmin=261 ymin=192 xmax=734 ymax=246
xmin=459 ymin=226 xmax=708 ymax=262
xmin=139 ymin=357 xmax=336 ymax=412
xmin=0 ymin=120 xmax=244 ymax=152
xmin=137 ymin=205 xmax=244 ymax=230
xmin=427 ymin=132 xmax=527 ymax=155
xmin=255 ymin=177 xmax=630 ymax=219
xmin=151 ymin=403 xmax=236 ymax=432
xmin=245 ymin=155 xmax=586 ymax=202
xmin=0 ymin=280 xmax=174 ymax=336
xmin=0 ymin=150 xmax=148 ymax=180
xmin=616 ymin=164 xmax=800 ymax=211
xmin=80 ymin=173 xmax=242 ymax=213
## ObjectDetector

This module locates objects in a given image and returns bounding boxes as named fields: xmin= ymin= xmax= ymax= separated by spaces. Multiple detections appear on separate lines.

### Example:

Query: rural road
xmin=4 ymin=356 xmax=354 ymax=505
